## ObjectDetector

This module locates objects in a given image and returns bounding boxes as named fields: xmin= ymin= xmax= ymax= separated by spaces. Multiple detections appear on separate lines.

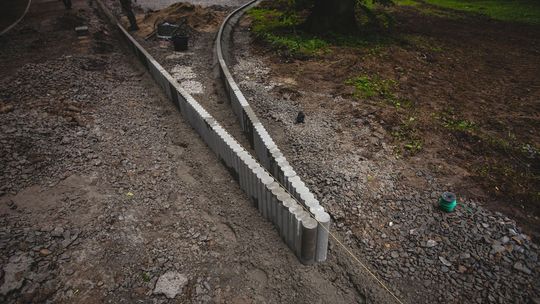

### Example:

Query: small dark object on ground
xmin=157 ymin=22 xmax=179 ymax=39
xmin=171 ymin=35 xmax=188 ymax=51
xmin=439 ymin=192 xmax=457 ymax=212
xmin=296 ymin=111 xmax=305 ymax=124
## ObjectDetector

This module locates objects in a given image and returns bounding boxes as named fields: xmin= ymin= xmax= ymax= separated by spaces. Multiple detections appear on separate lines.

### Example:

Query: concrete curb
xmin=94 ymin=0 xmax=328 ymax=264
xmin=0 ymin=0 xmax=32 ymax=36
xmin=215 ymin=1 xmax=330 ymax=262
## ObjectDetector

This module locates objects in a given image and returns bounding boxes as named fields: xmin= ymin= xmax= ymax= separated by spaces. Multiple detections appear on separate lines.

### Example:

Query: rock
xmin=391 ymin=251 xmax=399 ymax=259
xmin=458 ymin=265 xmax=467 ymax=273
xmin=424 ymin=240 xmax=437 ymax=248
xmin=67 ymin=105 xmax=81 ymax=112
xmin=491 ymin=243 xmax=506 ymax=255
xmin=0 ymin=254 xmax=33 ymax=295
xmin=295 ymin=111 xmax=305 ymax=124
xmin=0 ymin=104 xmax=14 ymax=113
xmin=39 ymin=248 xmax=51 ymax=256
xmin=51 ymin=227 xmax=64 ymax=237
xmin=153 ymin=271 xmax=188 ymax=299
xmin=439 ymin=256 xmax=452 ymax=267
xmin=513 ymin=262 xmax=531 ymax=275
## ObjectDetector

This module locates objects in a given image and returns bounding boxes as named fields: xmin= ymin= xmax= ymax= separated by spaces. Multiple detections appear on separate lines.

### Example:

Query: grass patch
xmin=345 ymin=74 xmax=411 ymax=108
xmin=393 ymin=0 xmax=421 ymax=6
xmin=436 ymin=108 xmax=476 ymax=132
xmin=247 ymin=8 xmax=329 ymax=57
xmin=247 ymin=7 xmax=395 ymax=58
xmin=346 ymin=75 xmax=395 ymax=98
xmin=141 ymin=272 xmax=151 ymax=282
xmin=346 ymin=74 xmax=420 ymax=154
xmin=391 ymin=116 xmax=424 ymax=154
xmin=396 ymin=0 xmax=540 ymax=25
xmin=264 ymin=34 xmax=329 ymax=57
xmin=436 ymin=109 xmax=539 ymax=205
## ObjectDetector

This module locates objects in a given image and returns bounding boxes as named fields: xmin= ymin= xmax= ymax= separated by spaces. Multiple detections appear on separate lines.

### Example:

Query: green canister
xmin=439 ymin=192 xmax=457 ymax=212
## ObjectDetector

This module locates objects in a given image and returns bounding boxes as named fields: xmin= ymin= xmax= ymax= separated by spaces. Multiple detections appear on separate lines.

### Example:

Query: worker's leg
xmin=120 ymin=0 xmax=138 ymax=30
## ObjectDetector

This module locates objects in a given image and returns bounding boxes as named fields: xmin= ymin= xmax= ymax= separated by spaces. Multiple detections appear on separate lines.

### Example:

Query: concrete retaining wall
xmin=216 ymin=1 xmax=330 ymax=262
xmin=95 ymin=0 xmax=329 ymax=264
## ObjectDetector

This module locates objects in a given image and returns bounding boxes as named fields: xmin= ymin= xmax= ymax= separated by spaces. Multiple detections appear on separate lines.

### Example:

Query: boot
xmin=127 ymin=11 xmax=139 ymax=31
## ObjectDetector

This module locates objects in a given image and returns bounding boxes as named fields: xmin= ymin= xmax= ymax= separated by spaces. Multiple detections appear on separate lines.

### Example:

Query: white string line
xmin=108 ymin=1 xmax=402 ymax=299
xmin=258 ymin=164 xmax=405 ymax=304
xmin=216 ymin=6 xmax=401 ymax=301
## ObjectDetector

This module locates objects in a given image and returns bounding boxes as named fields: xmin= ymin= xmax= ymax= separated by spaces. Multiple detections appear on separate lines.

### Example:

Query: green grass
xmin=393 ymin=0 xmax=421 ymax=6
xmin=346 ymin=74 xmax=421 ymax=154
xmin=247 ymin=7 xmax=394 ymax=58
xmin=247 ymin=8 xmax=329 ymax=57
xmin=437 ymin=109 xmax=476 ymax=132
xmin=264 ymin=33 xmax=329 ymax=57
xmin=141 ymin=272 xmax=151 ymax=282
xmin=391 ymin=116 xmax=424 ymax=154
xmin=345 ymin=74 xmax=412 ymax=108
xmin=442 ymin=117 xmax=476 ymax=132
xmin=395 ymin=0 xmax=540 ymax=25
xmin=346 ymin=75 xmax=396 ymax=99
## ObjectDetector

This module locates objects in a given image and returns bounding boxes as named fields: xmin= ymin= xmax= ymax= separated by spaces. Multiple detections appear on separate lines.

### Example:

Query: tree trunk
xmin=304 ymin=0 xmax=357 ymax=34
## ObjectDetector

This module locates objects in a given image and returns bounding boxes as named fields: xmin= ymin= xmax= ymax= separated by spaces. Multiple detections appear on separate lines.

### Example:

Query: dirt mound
xmin=136 ymin=2 xmax=225 ymax=37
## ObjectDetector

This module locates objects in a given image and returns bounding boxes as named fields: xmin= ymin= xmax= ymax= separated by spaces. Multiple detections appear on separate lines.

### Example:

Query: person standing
xmin=62 ymin=0 xmax=72 ymax=9
xmin=119 ymin=0 xmax=138 ymax=31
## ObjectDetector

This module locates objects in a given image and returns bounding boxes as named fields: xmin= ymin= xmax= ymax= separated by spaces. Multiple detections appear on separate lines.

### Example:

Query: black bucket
xmin=156 ymin=22 xmax=179 ymax=39
xmin=172 ymin=35 xmax=189 ymax=51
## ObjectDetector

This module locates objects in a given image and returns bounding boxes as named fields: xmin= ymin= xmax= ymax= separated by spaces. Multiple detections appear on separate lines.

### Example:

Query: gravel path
xmin=0 ymin=0 xmax=384 ymax=303
xmin=118 ymin=2 xmax=402 ymax=302
xmin=227 ymin=13 xmax=540 ymax=304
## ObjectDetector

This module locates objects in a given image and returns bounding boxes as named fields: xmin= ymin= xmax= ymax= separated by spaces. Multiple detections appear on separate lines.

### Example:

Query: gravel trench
xmin=0 ymin=0 xmax=388 ymax=303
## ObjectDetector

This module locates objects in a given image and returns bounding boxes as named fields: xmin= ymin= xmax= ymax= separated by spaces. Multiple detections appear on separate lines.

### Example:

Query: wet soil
xmin=229 ymin=3 xmax=540 ymax=303
xmin=248 ymin=4 xmax=540 ymax=240
xmin=0 ymin=0 xmax=393 ymax=303
xmin=123 ymin=1 xmax=401 ymax=303
xmin=0 ymin=0 xmax=29 ymax=33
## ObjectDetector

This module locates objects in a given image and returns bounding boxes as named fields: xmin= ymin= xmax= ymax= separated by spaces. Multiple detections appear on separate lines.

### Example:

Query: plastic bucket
xmin=156 ymin=22 xmax=179 ymax=39
xmin=172 ymin=35 xmax=189 ymax=51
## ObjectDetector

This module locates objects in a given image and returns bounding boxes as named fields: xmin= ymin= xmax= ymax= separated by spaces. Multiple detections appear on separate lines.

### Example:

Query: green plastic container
xmin=439 ymin=192 xmax=457 ymax=212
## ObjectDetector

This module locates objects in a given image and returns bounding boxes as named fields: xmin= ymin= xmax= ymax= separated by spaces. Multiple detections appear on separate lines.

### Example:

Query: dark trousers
xmin=119 ymin=0 xmax=137 ymax=28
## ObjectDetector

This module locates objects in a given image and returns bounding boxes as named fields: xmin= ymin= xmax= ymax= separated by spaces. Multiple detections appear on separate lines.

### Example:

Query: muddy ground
xmin=247 ymin=2 xmax=540 ymax=240
xmin=0 ymin=0 xmax=392 ymax=303
xmin=0 ymin=0 xmax=29 ymax=33
xmin=1 ymin=0 xmax=539 ymax=303
xmin=227 ymin=2 xmax=540 ymax=303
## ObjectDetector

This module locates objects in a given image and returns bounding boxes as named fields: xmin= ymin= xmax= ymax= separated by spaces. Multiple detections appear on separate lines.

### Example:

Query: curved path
xmin=0 ymin=0 xmax=31 ymax=36
xmin=93 ymin=0 xmax=402 ymax=302
xmin=94 ymin=0 xmax=331 ymax=265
